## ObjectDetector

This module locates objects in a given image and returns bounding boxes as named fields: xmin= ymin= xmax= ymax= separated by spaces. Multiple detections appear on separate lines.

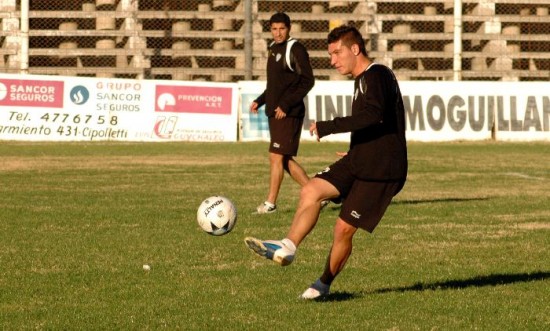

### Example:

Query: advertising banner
xmin=401 ymin=81 xmax=550 ymax=142
xmin=239 ymin=80 xmax=550 ymax=142
xmin=1 ymin=74 xmax=547 ymax=142
xmin=0 ymin=74 xmax=238 ymax=142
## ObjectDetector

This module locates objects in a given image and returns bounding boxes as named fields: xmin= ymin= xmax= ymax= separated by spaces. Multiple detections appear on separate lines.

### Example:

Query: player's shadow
xmin=370 ymin=271 xmax=550 ymax=294
xmin=311 ymin=291 xmax=360 ymax=302
xmin=315 ymin=271 xmax=549 ymax=302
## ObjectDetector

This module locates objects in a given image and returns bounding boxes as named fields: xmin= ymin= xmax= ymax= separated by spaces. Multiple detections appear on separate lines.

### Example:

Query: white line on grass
xmin=502 ymin=172 xmax=546 ymax=181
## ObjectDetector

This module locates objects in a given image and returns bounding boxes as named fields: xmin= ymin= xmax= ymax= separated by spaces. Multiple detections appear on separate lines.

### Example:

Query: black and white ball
xmin=197 ymin=196 xmax=237 ymax=236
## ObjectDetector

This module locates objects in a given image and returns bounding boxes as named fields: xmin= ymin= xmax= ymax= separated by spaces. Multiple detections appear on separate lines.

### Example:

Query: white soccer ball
xmin=197 ymin=196 xmax=237 ymax=236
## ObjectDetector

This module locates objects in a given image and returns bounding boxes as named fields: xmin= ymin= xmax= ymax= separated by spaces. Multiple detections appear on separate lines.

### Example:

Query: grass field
xmin=0 ymin=141 xmax=548 ymax=330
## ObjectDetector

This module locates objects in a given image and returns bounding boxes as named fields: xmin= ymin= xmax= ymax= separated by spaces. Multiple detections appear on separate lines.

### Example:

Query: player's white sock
xmin=281 ymin=238 xmax=296 ymax=253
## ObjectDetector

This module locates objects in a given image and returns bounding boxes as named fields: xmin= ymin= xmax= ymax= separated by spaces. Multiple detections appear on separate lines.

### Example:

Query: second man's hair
xmin=269 ymin=12 xmax=291 ymax=28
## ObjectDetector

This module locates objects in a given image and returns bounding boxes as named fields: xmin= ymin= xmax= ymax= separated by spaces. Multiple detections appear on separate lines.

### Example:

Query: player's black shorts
xmin=315 ymin=156 xmax=405 ymax=233
xmin=268 ymin=116 xmax=304 ymax=156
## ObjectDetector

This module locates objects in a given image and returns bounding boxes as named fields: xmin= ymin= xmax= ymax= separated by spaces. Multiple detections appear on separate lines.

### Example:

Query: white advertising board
xmin=239 ymin=80 xmax=549 ymax=142
xmin=400 ymin=81 xmax=550 ymax=142
xmin=0 ymin=74 xmax=238 ymax=142
xmin=1 ymin=74 xmax=547 ymax=142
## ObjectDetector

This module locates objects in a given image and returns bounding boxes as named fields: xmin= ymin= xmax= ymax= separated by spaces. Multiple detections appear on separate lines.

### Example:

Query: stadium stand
xmin=1 ymin=0 xmax=549 ymax=81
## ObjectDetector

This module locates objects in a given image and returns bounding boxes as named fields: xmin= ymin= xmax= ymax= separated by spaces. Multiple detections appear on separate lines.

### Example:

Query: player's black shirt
xmin=316 ymin=64 xmax=408 ymax=181
xmin=254 ymin=38 xmax=314 ymax=118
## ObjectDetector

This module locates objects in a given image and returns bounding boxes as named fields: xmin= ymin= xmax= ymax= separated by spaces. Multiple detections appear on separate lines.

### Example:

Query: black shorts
xmin=315 ymin=156 xmax=405 ymax=233
xmin=268 ymin=117 xmax=303 ymax=156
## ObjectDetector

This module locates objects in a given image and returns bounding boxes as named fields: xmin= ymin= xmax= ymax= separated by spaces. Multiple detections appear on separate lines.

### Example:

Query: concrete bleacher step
xmin=3 ymin=0 xmax=550 ymax=81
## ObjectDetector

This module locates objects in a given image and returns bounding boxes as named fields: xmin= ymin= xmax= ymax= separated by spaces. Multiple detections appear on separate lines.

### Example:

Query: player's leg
xmin=301 ymin=180 xmax=403 ymax=299
xmin=266 ymin=151 xmax=284 ymax=204
xmin=286 ymin=177 xmax=339 ymax=246
xmin=245 ymin=178 xmax=339 ymax=266
xmin=284 ymin=155 xmax=309 ymax=187
xmin=260 ymin=155 xmax=309 ymax=213
xmin=282 ymin=116 xmax=308 ymax=187
xmin=321 ymin=218 xmax=357 ymax=284
xmin=256 ymin=151 xmax=284 ymax=214
xmin=257 ymin=117 xmax=298 ymax=214
xmin=257 ymin=116 xmax=283 ymax=214
xmin=285 ymin=155 xmax=330 ymax=210
xmin=301 ymin=218 xmax=357 ymax=299
xmin=246 ymin=156 xmax=352 ymax=264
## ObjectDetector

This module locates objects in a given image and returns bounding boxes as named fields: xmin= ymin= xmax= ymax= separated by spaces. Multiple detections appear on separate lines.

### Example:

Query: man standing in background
xmin=250 ymin=12 xmax=315 ymax=214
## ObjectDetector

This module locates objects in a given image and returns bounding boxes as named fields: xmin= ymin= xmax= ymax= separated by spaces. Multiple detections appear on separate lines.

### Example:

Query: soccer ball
xmin=197 ymin=196 xmax=237 ymax=236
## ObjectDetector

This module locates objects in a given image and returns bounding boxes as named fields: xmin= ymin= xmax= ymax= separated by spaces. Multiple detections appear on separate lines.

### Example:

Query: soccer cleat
xmin=320 ymin=200 xmax=330 ymax=210
xmin=300 ymin=279 xmax=330 ymax=300
xmin=244 ymin=237 xmax=294 ymax=266
xmin=256 ymin=201 xmax=277 ymax=214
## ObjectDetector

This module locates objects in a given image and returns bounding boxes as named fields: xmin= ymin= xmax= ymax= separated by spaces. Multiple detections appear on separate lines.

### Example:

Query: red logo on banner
xmin=154 ymin=116 xmax=178 ymax=139
xmin=0 ymin=79 xmax=64 ymax=108
xmin=155 ymin=85 xmax=232 ymax=114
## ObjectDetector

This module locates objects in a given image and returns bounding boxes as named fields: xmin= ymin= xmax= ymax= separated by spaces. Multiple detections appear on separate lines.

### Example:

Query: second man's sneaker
xmin=256 ymin=201 xmax=277 ymax=214
xmin=244 ymin=237 xmax=295 ymax=266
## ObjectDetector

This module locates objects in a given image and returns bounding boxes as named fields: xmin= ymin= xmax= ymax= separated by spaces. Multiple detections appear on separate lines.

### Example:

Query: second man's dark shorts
xmin=268 ymin=116 xmax=304 ymax=156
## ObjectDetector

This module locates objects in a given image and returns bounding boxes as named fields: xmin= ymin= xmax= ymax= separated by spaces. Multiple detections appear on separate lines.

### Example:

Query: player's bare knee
xmin=333 ymin=219 xmax=357 ymax=241
xmin=299 ymin=182 xmax=321 ymax=202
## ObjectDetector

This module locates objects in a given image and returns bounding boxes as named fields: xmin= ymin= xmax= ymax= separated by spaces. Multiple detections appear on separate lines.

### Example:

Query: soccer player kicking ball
xmin=245 ymin=25 xmax=408 ymax=300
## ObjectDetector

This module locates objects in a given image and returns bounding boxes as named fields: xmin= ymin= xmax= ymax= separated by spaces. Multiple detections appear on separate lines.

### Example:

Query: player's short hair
xmin=269 ymin=12 xmax=291 ymax=29
xmin=328 ymin=25 xmax=368 ymax=56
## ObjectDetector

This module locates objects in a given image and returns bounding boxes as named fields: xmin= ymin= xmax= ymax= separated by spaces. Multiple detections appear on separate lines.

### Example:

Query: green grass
xmin=0 ymin=141 xmax=548 ymax=330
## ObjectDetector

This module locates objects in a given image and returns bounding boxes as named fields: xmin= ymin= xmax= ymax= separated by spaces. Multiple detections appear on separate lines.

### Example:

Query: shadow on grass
xmin=370 ymin=271 xmax=550 ymax=294
xmin=310 ymin=291 xmax=361 ymax=302
xmin=312 ymin=271 xmax=549 ymax=302
xmin=393 ymin=197 xmax=491 ymax=205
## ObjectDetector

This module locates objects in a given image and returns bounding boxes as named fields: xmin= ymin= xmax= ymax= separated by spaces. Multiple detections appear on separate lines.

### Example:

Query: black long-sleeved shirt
xmin=317 ymin=64 xmax=408 ymax=181
xmin=254 ymin=38 xmax=314 ymax=118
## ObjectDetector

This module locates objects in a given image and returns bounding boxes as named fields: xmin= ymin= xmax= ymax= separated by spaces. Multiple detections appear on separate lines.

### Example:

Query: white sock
xmin=281 ymin=238 xmax=296 ymax=253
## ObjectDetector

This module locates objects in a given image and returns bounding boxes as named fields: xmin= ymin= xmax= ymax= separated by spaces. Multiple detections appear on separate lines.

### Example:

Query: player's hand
xmin=250 ymin=101 xmax=259 ymax=114
xmin=274 ymin=107 xmax=286 ymax=120
xmin=309 ymin=121 xmax=320 ymax=142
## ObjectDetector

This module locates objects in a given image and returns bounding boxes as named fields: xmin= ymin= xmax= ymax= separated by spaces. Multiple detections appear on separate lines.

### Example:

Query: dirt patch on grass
xmin=515 ymin=222 xmax=550 ymax=230
xmin=0 ymin=155 xmax=254 ymax=172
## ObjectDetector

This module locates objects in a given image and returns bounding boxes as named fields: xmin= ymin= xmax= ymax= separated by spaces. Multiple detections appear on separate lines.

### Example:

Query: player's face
xmin=328 ymin=40 xmax=356 ymax=76
xmin=270 ymin=22 xmax=290 ymax=44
